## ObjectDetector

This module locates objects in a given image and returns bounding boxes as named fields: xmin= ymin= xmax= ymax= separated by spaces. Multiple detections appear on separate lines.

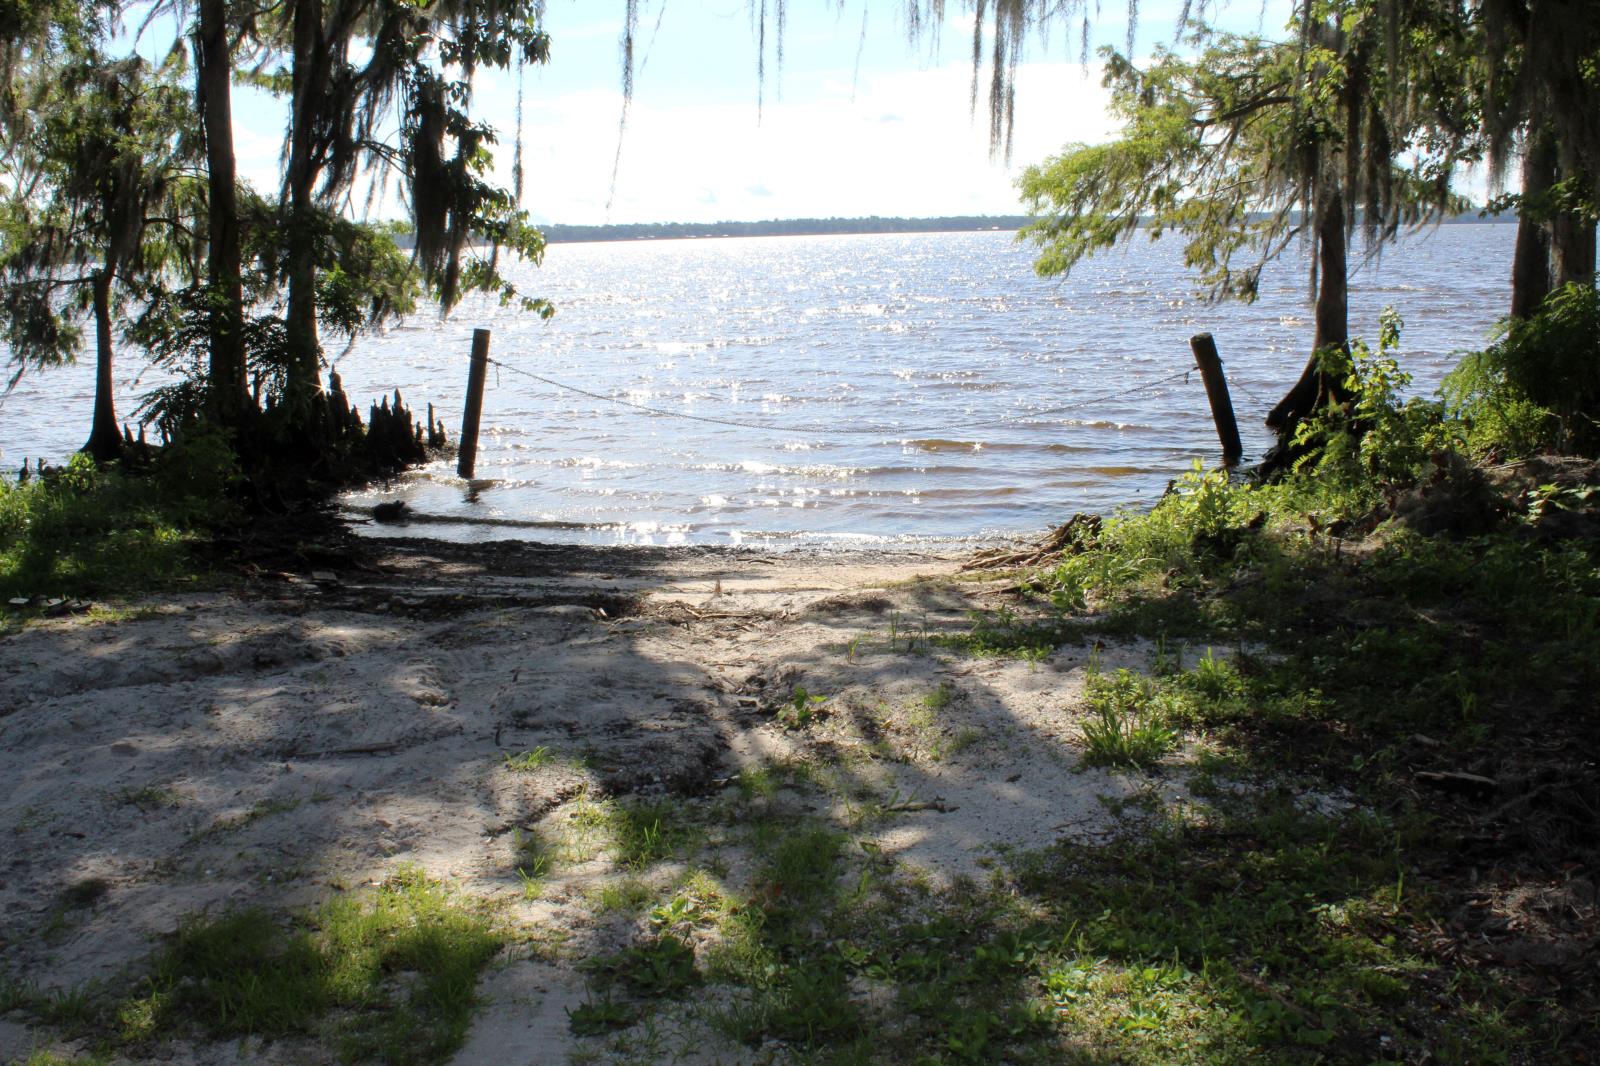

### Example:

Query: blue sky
xmin=215 ymin=1 xmax=1299 ymax=225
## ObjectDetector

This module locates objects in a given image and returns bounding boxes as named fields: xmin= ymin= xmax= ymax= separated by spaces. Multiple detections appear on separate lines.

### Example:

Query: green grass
xmin=0 ymin=450 xmax=230 ymax=604
xmin=0 ymin=971 xmax=31 ymax=1013
xmin=922 ymin=680 xmax=957 ymax=712
xmin=502 ymin=746 xmax=553 ymax=772
xmin=190 ymin=796 xmax=301 ymax=841
xmin=15 ymin=1053 xmax=113 ymax=1066
xmin=516 ymin=791 xmax=707 ymax=883
xmin=933 ymin=606 xmax=1076 ymax=660
xmin=1078 ymin=668 xmax=1179 ymax=769
xmin=547 ymin=703 xmax=1589 ymax=1064
xmin=114 ymin=867 xmax=503 ymax=1063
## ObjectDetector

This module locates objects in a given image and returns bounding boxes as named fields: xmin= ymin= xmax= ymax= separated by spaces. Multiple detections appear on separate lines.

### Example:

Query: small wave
xmin=1057 ymin=419 xmax=1158 ymax=432
xmin=909 ymin=485 xmax=1028 ymax=499
xmin=692 ymin=460 xmax=865 ymax=479
xmin=728 ymin=529 xmax=900 ymax=543
xmin=933 ymin=441 xmax=1097 ymax=455
xmin=902 ymin=438 xmax=983 ymax=451
xmin=560 ymin=456 xmax=641 ymax=470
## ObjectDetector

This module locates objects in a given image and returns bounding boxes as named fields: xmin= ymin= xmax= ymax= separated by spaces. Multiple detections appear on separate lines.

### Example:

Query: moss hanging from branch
xmin=612 ymin=1 xmax=1121 ymax=161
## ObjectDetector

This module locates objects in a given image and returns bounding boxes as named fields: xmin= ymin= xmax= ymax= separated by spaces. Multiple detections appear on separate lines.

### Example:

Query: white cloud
xmin=500 ymin=60 xmax=1116 ymax=224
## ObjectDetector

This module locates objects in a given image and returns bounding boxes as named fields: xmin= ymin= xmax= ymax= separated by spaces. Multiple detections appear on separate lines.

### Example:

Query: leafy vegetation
xmin=1446 ymin=282 xmax=1600 ymax=456
xmin=0 ymin=449 xmax=230 ymax=603
xmin=1078 ymin=668 xmax=1178 ymax=769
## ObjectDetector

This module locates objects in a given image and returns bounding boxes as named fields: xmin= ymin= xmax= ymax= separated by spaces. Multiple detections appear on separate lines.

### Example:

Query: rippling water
xmin=1 ymin=224 xmax=1516 ymax=546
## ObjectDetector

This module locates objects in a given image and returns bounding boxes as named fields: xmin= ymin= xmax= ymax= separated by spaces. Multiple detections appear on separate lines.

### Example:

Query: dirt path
xmin=0 ymin=538 xmax=1157 ymax=1064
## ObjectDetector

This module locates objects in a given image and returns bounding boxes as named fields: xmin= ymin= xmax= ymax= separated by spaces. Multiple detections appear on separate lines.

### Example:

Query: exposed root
xmin=960 ymin=513 xmax=1102 ymax=572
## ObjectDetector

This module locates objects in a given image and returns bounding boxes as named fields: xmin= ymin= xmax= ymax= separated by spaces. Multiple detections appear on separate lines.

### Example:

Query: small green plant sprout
xmin=502 ymin=746 xmax=552 ymax=772
xmin=779 ymin=686 xmax=827 ymax=728
xmin=1150 ymin=634 xmax=1184 ymax=676
xmin=1187 ymin=646 xmax=1245 ymax=702
xmin=846 ymin=633 xmax=867 ymax=662
xmin=112 ymin=783 xmax=178 ymax=811
xmin=583 ymin=934 xmax=700 ymax=998
xmin=649 ymin=894 xmax=699 ymax=932
xmin=0 ymin=972 xmax=32 ymax=1013
xmin=923 ymin=681 xmax=957 ymax=712
xmin=567 ymin=997 xmax=637 ymax=1036
xmin=1079 ymin=669 xmax=1177 ymax=770
xmin=514 ymin=847 xmax=551 ymax=899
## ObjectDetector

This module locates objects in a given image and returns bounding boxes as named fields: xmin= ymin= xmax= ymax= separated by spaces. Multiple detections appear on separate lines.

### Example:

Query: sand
xmin=0 ymin=536 xmax=1170 ymax=1064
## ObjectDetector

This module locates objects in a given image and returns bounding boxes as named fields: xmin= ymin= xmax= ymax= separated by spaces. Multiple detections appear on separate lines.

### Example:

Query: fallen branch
xmin=881 ymin=798 xmax=959 ymax=814
xmin=960 ymin=514 xmax=1102 ymax=572
xmin=1414 ymin=770 xmax=1498 ymax=798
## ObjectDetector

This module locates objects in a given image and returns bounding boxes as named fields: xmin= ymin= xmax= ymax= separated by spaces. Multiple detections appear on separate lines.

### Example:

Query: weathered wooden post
xmin=1189 ymin=333 xmax=1244 ymax=467
xmin=457 ymin=329 xmax=491 ymax=479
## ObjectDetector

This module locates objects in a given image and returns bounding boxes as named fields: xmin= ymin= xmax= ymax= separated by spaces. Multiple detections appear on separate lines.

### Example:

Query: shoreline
xmin=340 ymin=512 xmax=1029 ymax=552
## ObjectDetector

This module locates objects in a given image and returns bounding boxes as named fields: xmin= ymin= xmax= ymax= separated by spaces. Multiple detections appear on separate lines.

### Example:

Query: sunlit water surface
xmin=1 ymin=225 xmax=1516 ymax=547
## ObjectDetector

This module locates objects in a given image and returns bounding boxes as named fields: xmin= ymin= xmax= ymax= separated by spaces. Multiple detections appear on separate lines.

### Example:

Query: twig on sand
xmin=287 ymin=741 xmax=404 ymax=759
xmin=881 ymin=798 xmax=958 ymax=814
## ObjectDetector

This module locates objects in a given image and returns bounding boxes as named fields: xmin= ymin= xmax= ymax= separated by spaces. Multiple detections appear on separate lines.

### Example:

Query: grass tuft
xmin=118 ymin=867 xmax=501 ymax=1063
xmin=1079 ymin=669 xmax=1178 ymax=769
xmin=502 ymin=746 xmax=553 ymax=772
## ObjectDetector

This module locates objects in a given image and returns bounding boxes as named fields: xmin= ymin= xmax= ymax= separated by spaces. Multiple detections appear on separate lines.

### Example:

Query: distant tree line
xmin=535 ymin=216 xmax=1035 ymax=244
xmin=385 ymin=210 xmax=1507 ymax=251
xmin=529 ymin=212 xmax=1509 ymax=246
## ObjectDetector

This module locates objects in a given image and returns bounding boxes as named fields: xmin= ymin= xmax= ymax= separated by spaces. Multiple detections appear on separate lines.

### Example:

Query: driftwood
xmin=960 ymin=513 xmax=1103 ymax=572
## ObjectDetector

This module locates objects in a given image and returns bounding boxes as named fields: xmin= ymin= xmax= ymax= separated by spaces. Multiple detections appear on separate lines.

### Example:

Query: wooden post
xmin=1189 ymin=333 xmax=1244 ymax=467
xmin=458 ymin=328 xmax=491 ymax=479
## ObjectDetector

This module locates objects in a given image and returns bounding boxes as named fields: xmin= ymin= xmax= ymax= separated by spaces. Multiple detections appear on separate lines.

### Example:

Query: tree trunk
xmin=82 ymin=269 xmax=123 ymax=463
xmin=1312 ymin=189 xmax=1351 ymax=355
xmin=1266 ymin=188 xmax=1351 ymax=433
xmin=282 ymin=0 xmax=324 ymax=419
xmin=1551 ymin=212 xmax=1596 ymax=291
xmin=195 ymin=0 xmax=249 ymax=428
xmin=1510 ymin=128 xmax=1556 ymax=321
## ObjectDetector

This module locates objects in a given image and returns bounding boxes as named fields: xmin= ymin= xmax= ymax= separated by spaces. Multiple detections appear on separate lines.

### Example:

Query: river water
xmin=2 ymin=224 xmax=1516 ymax=547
